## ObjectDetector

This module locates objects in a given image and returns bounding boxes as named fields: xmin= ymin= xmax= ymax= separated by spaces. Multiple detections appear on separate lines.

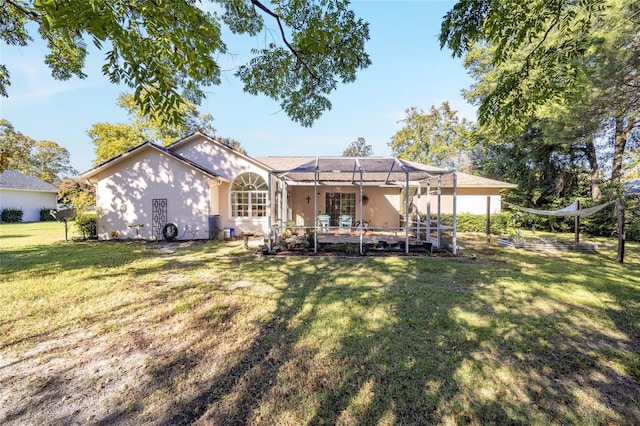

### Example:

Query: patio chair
xmin=317 ymin=214 xmax=330 ymax=233
xmin=339 ymin=215 xmax=352 ymax=233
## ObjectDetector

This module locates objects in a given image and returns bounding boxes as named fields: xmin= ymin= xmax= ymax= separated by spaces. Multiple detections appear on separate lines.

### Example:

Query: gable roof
xmin=81 ymin=141 xmax=224 ymax=182
xmin=167 ymin=131 xmax=273 ymax=173
xmin=0 ymin=170 xmax=57 ymax=192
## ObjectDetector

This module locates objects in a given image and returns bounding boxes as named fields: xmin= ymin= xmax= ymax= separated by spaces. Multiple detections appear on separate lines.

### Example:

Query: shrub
xmin=436 ymin=213 xmax=513 ymax=235
xmin=1 ymin=208 xmax=23 ymax=223
xmin=40 ymin=208 xmax=57 ymax=222
xmin=75 ymin=213 xmax=97 ymax=239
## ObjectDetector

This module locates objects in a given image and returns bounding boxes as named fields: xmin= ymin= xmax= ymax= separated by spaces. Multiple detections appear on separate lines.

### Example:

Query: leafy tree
xmin=218 ymin=137 xmax=248 ymax=156
xmin=57 ymin=177 xmax=96 ymax=207
xmin=3 ymin=1 xmax=371 ymax=127
xmin=0 ymin=119 xmax=75 ymax=183
xmin=343 ymin=137 xmax=373 ymax=157
xmin=440 ymin=0 xmax=610 ymax=127
xmin=29 ymin=140 xmax=77 ymax=184
xmin=88 ymin=123 xmax=146 ymax=166
xmin=389 ymin=103 xmax=472 ymax=170
xmin=457 ymin=0 xmax=639 ymax=198
xmin=0 ymin=119 xmax=33 ymax=173
xmin=88 ymin=93 xmax=216 ymax=165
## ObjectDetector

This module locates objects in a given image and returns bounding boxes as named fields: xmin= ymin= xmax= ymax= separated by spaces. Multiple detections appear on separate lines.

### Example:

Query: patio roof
xmin=270 ymin=157 xmax=453 ymax=184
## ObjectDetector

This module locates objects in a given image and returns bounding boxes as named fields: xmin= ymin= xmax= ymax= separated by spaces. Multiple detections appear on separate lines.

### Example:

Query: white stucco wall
xmin=0 ymin=189 xmax=57 ymax=222
xmin=435 ymin=188 xmax=504 ymax=214
xmin=171 ymin=137 xmax=271 ymax=235
xmin=94 ymin=148 xmax=214 ymax=240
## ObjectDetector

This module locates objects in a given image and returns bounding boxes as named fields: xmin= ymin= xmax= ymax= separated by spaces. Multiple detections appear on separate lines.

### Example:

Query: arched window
xmin=231 ymin=172 xmax=268 ymax=217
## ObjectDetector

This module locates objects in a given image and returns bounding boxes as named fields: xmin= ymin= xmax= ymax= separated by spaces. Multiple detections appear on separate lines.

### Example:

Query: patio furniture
xmin=355 ymin=220 xmax=369 ymax=232
xmin=317 ymin=214 xmax=330 ymax=232
xmin=339 ymin=215 xmax=352 ymax=233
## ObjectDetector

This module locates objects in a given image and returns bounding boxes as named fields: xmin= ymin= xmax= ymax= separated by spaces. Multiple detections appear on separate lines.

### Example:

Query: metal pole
xmin=417 ymin=183 xmax=421 ymax=241
xmin=452 ymin=172 xmax=457 ymax=255
xmin=359 ymin=166 xmax=364 ymax=254
xmin=405 ymin=170 xmax=410 ymax=254
xmin=426 ymin=180 xmax=431 ymax=244
xmin=486 ymin=196 xmax=491 ymax=242
xmin=314 ymin=172 xmax=318 ymax=253
xmin=575 ymin=200 xmax=580 ymax=243
xmin=437 ymin=176 xmax=441 ymax=249
xmin=267 ymin=172 xmax=272 ymax=251
xmin=617 ymin=198 xmax=625 ymax=264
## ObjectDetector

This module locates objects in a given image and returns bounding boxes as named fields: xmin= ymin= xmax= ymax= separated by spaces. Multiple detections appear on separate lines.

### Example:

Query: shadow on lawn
xmin=121 ymin=246 xmax=638 ymax=423
xmin=3 ymin=239 xmax=638 ymax=424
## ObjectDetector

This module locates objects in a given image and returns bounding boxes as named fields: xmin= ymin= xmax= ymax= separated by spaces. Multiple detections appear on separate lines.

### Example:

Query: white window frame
xmin=230 ymin=172 xmax=268 ymax=218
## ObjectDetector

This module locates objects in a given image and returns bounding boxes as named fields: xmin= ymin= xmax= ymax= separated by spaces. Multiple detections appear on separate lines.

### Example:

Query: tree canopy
xmin=342 ymin=137 xmax=373 ymax=157
xmin=0 ymin=119 xmax=76 ymax=183
xmin=2 ymin=1 xmax=370 ymax=127
xmin=440 ymin=0 xmax=638 ymax=129
xmin=455 ymin=0 xmax=639 ymax=203
xmin=389 ymin=103 xmax=472 ymax=171
xmin=88 ymin=93 xmax=217 ymax=165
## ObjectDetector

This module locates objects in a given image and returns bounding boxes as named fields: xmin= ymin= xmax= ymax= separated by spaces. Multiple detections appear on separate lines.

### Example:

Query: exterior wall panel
xmin=94 ymin=150 xmax=211 ymax=240
xmin=0 ymin=189 xmax=57 ymax=222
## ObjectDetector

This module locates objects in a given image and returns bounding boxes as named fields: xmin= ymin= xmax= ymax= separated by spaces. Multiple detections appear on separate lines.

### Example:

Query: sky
xmin=1 ymin=0 xmax=475 ymax=175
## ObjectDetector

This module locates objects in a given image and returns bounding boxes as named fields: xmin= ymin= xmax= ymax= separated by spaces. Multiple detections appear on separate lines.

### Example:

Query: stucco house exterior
xmin=0 ymin=170 xmax=58 ymax=222
xmin=81 ymin=132 xmax=516 ymax=245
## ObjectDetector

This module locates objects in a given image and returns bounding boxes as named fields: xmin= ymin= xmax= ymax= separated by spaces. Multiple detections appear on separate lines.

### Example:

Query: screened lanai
xmin=267 ymin=157 xmax=458 ymax=254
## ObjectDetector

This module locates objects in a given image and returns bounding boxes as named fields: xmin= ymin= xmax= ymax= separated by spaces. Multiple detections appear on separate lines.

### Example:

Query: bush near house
xmin=40 ymin=208 xmax=57 ymax=222
xmin=1 ymin=208 xmax=23 ymax=223
xmin=437 ymin=213 xmax=513 ymax=234
xmin=75 ymin=212 xmax=97 ymax=239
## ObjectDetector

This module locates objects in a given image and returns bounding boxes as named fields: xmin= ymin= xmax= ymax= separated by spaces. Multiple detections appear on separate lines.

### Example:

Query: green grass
xmin=1 ymin=223 xmax=639 ymax=425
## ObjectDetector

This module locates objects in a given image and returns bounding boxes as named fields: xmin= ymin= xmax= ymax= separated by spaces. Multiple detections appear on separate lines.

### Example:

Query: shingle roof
xmin=0 ymin=170 xmax=58 ymax=192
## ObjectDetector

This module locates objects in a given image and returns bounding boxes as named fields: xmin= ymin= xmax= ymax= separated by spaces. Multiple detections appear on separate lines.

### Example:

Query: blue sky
xmin=1 ymin=0 xmax=475 ymax=174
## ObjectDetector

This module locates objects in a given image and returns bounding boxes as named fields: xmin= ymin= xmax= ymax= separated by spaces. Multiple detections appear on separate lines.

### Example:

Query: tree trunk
xmin=611 ymin=116 xmax=627 ymax=181
xmin=583 ymin=139 xmax=602 ymax=201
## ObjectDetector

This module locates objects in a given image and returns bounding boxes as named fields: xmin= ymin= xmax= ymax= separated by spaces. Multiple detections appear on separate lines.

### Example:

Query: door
xmin=325 ymin=192 xmax=356 ymax=226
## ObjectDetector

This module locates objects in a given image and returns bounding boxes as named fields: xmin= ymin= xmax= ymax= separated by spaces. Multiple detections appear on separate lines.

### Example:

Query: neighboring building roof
xmin=81 ymin=141 xmax=224 ymax=182
xmin=255 ymin=156 xmax=313 ymax=171
xmin=0 ymin=170 xmax=57 ymax=192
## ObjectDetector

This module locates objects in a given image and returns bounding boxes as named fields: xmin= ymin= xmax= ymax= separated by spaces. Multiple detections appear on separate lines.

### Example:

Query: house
xmin=0 ymin=170 xmax=58 ymax=222
xmin=81 ymin=132 xmax=516 ymax=251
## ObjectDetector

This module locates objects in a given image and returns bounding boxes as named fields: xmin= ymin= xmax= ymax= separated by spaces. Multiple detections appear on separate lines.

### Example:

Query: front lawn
xmin=0 ymin=223 xmax=638 ymax=424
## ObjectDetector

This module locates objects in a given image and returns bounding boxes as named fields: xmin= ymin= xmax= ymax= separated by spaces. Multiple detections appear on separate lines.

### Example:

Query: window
xmin=231 ymin=172 xmax=268 ymax=217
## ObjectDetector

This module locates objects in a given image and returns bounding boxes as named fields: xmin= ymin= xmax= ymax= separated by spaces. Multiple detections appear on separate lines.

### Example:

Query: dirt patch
xmin=0 ymin=328 xmax=149 ymax=425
